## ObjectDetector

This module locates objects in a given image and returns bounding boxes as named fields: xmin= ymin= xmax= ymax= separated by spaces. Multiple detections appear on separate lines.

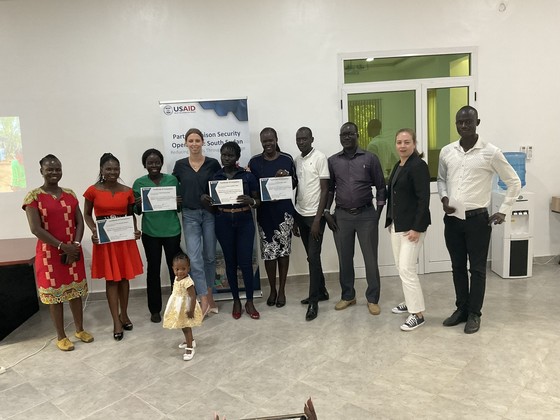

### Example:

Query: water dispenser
xmin=491 ymin=191 xmax=534 ymax=278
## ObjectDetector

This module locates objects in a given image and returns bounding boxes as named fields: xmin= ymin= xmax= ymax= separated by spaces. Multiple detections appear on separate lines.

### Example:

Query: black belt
xmin=465 ymin=208 xmax=488 ymax=218
xmin=336 ymin=203 xmax=373 ymax=215
xmin=96 ymin=214 xmax=126 ymax=220
xmin=218 ymin=206 xmax=251 ymax=213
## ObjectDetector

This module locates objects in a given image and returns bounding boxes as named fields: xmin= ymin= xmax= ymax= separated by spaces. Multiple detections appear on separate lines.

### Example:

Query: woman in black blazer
xmin=385 ymin=128 xmax=431 ymax=331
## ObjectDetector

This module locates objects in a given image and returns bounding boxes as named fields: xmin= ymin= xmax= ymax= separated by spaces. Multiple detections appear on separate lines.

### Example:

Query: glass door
xmin=343 ymin=83 xmax=420 ymax=277
xmin=421 ymin=82 xmax=472 ymax=273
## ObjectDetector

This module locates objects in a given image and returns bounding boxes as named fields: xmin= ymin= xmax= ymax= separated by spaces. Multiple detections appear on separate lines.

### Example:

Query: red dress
xmin=22 ymin=188 xmax=88 ymax=304
xmin=83 ymin=186 xmax=143 ymax=281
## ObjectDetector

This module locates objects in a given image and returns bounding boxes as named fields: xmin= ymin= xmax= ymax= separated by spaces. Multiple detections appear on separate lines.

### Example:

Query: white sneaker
xmin=183 ymin=347 xmax=195 ymax=361
xmin=400 ymin=314 xmax=425 ymax=331
xmin=392 ymin=302 xmax=408 ymax=314
xmin=179 ymin=339 xmax=196 ymax=349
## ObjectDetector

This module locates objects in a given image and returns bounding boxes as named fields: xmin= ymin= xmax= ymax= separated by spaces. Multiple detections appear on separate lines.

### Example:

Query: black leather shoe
xmin=464 ymin=313 xmax=481 ymax=334
xmin=150 ymin=313 xmax=161 ymax=323
xmin=306 ymin=302 xmax=318 ymax=321
xmin=442 ymin=309 xmax=468 ymax=327
xmin=301 ymin=290 xmax=330 ymax=305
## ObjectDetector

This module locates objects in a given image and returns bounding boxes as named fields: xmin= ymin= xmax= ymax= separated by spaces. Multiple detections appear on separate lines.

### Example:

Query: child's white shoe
xmin=178 ymin=339 xmax=196 ymax=349
xmin=183 ymin=347 xmax=195 ymax=361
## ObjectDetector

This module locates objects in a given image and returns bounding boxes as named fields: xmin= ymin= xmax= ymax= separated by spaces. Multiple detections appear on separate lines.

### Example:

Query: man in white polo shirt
xmin=437 ymin=105 xmax=521 ymax=334
xmin=293 ymin=127 xmax=330 ymax=321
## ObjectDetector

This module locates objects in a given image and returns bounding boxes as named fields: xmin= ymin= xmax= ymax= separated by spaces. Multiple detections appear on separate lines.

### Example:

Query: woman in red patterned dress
xmin=84 ymin=153 xmax=143 ymax=341
xmin=23 ymin=154 xmax=93 ymax=351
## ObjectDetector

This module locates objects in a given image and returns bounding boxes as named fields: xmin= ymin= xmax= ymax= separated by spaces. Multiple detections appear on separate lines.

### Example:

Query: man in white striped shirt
xmin=437 ymin=105 xmax=521 ymax=334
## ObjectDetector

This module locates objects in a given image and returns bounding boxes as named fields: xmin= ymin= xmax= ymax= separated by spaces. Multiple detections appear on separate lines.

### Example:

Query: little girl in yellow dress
xmin=163 ymin=253 xmax=203 ymax=360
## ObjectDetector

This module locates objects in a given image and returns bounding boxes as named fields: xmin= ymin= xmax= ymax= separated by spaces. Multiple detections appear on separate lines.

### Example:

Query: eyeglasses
xmin=339 ymin=132 xmax=357 ymax=138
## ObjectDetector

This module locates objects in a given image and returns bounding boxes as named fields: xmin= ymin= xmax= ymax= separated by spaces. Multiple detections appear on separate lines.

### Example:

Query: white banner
xmin=159 ymin=98 xmax=251 ymax=173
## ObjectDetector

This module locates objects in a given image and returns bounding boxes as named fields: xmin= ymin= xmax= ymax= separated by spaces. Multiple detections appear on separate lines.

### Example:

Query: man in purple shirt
xmin=324 ymin=122 xmax=386 ymax=315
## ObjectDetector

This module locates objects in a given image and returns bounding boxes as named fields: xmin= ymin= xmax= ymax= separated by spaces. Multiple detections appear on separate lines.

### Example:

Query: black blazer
xmin=384 ymin=152 xmax=431 ymax=232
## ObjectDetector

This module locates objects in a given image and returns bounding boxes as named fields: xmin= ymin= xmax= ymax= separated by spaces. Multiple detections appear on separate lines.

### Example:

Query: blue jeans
xmin=182 ymin=209 xmax=216 ymax=296
xmin=215 ymin=210 xmax=256 ymax=300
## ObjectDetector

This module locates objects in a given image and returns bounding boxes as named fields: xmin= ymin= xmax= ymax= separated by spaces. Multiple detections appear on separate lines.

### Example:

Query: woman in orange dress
xmin=84 ymin=153 xmax=143 ymax=340
xmin=23 ymin=154 xmax=93 ymax=351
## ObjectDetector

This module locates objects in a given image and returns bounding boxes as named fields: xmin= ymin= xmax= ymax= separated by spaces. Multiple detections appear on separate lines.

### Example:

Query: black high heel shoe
xmin=120 ymin=315 xmax=133 ymax=331
xmin=266 ymin=295 xmax=277 ymax=306
xmin=113 ymin=331 xmax=124 ymax=341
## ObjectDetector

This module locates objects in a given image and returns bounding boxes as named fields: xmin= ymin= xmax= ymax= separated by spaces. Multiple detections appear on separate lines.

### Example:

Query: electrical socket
xmin=520 ymin=145 xmax=527 ymax=154
xmin=527 ymin=145 xmax=533 ymax=160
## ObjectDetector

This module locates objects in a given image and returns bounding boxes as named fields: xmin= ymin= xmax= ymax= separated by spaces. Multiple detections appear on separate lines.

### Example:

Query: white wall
xmin=2 ymin=0 xmax=559 ymax=291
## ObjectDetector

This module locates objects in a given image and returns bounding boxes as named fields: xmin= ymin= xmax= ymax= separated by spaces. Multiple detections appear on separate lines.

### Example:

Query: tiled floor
xmin=1 ymin=261 xmax=560 ymax=419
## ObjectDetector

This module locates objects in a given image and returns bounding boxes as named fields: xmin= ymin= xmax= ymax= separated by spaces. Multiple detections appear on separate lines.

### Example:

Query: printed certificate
xmin=209 ymin=179 xmax=244 ymax=205
xmin=259 ymin=177 xmax=293 ymax=201
xmin=96 ymin=216 xmax=135 ymax=244
xmin=141 ymin=186 xmax=177 ymax=212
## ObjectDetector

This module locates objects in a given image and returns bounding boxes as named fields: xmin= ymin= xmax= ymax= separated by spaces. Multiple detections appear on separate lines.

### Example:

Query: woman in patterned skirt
xmin=248 ymin=128 xmax=297 ymax=308
xmin=23 ymin=154 xmax=93 ymax=351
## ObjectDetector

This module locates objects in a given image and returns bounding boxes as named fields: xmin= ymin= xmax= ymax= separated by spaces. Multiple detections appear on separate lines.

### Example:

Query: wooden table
xmin=0 ymin=238 xmax=39 ymax=341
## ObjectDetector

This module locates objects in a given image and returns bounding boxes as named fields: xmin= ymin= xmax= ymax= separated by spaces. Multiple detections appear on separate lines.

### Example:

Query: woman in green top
xmin=133 ymin=149 xmax=182 ymax=323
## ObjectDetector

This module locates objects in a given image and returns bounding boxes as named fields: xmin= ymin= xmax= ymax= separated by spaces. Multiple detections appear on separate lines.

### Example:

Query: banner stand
xmin=159 ymin=97 xmax=261 ymax=301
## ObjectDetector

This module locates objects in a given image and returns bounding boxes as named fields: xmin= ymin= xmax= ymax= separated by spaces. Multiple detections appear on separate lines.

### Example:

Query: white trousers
xmin=389 ymin=224 xmax=426 ymax=314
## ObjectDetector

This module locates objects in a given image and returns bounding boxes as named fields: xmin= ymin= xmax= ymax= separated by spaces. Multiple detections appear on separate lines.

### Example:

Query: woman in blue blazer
xmin=385 ymin=128 xmax=431 ymax=331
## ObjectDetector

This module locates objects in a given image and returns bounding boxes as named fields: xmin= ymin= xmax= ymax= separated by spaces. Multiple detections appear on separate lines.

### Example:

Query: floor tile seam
xmin=81 ymin=393 xmax=157 ymax=419
xmin=216 ymin=385 xmax=276 ymax=406
xmin=437 ymin=384 xmax=524 ymax=415
xmin=343 ymin=388 xmax=438 ymax=417
xmin=502 ymin=389 xmax=560 ymax=418
xmin=472 ymin=342 xmax=552 ymax=364
xmin=165 ymin=394 xmax=254 ymax=419
xmin=129 ymin=392 xmax=169 ymax=417
xmin=114 ymin=373 xmax=167 ymax=395
xmin=463 ymin=361 xmax=536 ymax=389
xmin=0 ymin=379 xmax=35 ymax=398
xmin=132 ymin=385 xmax=203 ymax=415
xmin=1 ymin=383 xmax=50 ymax=419
xmin=4 ymin=403 xmax=72 ymax=420
xmin=407 ymin=350 xmax=474 ymax=369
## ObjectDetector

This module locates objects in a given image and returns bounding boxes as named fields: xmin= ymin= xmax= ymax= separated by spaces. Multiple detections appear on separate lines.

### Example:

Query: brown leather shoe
xmin=335 ymin=299 xmax=356 ymax=310
xmin=367 ymin=302 xmax=381 ymax=315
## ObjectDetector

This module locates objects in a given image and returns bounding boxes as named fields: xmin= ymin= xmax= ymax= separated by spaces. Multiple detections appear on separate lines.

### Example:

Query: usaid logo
xmin=163 ymin=105 xmax=197 ymax=115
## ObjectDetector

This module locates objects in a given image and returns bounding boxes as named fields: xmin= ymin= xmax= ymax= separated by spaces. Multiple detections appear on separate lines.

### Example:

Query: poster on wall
xmin=0 ymin=117 xmax=26 ymax=193
xmin=159 ymin=98 xmax=260 ymax=300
